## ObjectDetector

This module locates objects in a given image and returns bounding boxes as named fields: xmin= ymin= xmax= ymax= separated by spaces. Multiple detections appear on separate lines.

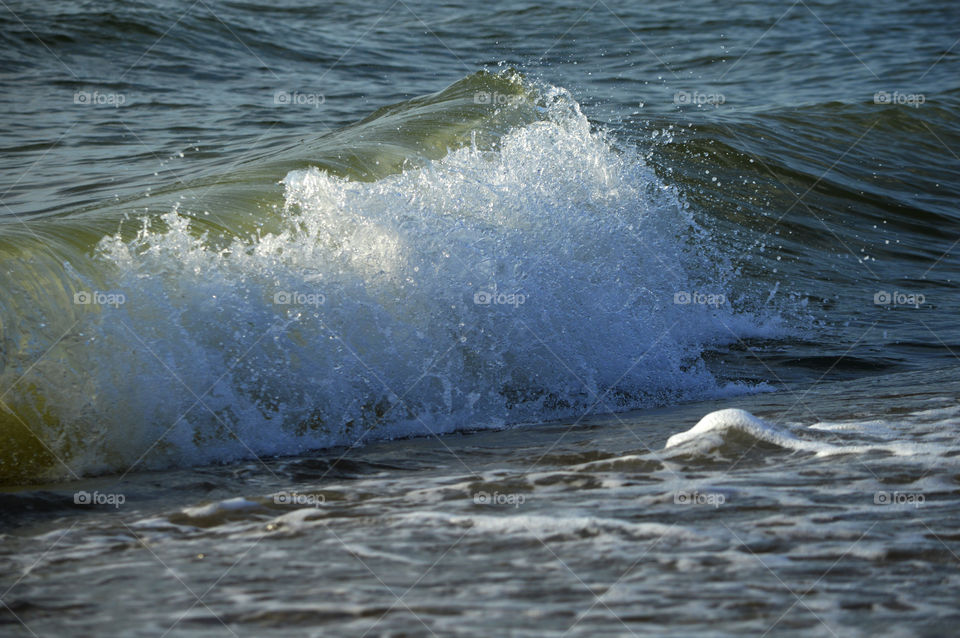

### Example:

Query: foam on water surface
xmin=664 ymin=407 xmax=958 ymax=460
xmin=0 ymin=76 xmax=779 ymax=483
xmin=665 ymin=409 xmax=802 ymax=450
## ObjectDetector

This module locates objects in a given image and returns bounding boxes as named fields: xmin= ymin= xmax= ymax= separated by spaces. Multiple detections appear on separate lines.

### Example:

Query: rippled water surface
xmin=1 ymin=0 xmax=958 ymax=635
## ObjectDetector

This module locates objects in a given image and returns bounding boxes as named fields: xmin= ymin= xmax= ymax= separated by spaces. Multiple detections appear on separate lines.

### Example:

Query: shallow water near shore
xmin=4 ymin=365 xmax=960 ymax=637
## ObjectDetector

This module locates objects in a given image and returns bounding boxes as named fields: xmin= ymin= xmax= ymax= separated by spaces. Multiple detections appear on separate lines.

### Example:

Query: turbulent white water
xmin=9 ymin=84 xmax=780 ymax=480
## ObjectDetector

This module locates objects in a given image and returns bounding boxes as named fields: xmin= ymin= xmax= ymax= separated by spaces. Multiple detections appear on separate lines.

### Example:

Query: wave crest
xmin=0 ymin=73 xmax=774 ymax=484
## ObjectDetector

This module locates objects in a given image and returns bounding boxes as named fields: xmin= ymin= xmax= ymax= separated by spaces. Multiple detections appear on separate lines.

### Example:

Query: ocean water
xmin=1 ymin=0 xmax=959 ymax=635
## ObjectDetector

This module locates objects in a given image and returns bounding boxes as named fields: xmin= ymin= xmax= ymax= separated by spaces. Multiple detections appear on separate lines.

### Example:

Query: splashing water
xmin=0 ymin=76 xmax=776 ymax=484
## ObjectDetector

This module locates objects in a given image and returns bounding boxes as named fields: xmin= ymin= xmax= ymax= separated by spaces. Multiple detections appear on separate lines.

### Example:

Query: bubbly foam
xmin=1 ymin=77 xmax=778 ymax=482
xmin=665 ymin=409 xmax=799 ymax=449
xmin=663 ymin=408 xmax=946 ymax=459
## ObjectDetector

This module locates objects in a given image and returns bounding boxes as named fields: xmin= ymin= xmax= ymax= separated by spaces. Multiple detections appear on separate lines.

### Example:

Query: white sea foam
xmin=15 ymin=82 xmax=780 ymax=479
xmin=666 ymin=407 xmax=956 ymax=459
xmin=665 ymin=408 xmax=806 ymax=450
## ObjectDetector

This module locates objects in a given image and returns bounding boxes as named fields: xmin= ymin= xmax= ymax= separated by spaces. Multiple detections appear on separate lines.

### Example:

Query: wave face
xmin=0 ymin=73 xmax=775 ymax=484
